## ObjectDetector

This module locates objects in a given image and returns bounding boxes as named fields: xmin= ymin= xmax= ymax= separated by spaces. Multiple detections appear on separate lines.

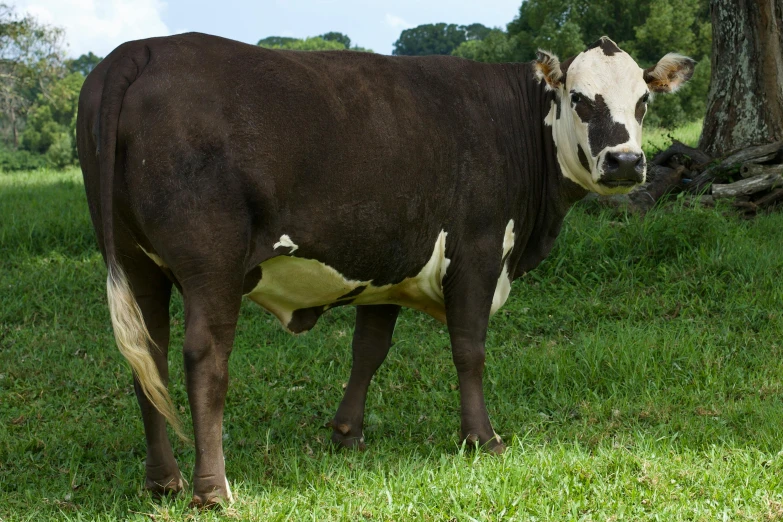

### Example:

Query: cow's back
xmin=85 ymin=35 xmax=511 ymax=272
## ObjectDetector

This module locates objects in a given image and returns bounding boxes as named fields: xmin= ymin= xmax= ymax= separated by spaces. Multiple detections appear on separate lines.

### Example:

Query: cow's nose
xmin=601 ymin=152 xmax=645 ymax=187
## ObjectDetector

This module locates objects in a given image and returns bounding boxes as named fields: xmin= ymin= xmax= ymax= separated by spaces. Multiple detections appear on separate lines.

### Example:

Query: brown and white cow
xmin=77 ymin=33 xmax=693 ymax=506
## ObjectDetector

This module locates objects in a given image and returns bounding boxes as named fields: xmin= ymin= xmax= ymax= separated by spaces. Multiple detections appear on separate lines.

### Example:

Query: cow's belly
xmin=140 ymin=222 xmax=516 ymax=334
xmin=245 ymin=231 xmax=451 ymax=332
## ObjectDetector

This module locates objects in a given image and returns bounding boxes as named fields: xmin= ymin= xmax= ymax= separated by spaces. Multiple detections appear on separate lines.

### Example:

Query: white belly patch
xmin=491 ymin=219 xmax=515 ymax=314
xmin=138 ymin=222 xmax=516 ymax=334
xmin=246 ymin=231 xmax=451 ymax=331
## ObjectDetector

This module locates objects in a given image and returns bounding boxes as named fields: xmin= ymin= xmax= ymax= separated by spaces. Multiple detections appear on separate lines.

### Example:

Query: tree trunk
xmin=11 ymin=108 xmax=17 ymax=148
xmin=699 ymin=0 xmax=783 ymax=156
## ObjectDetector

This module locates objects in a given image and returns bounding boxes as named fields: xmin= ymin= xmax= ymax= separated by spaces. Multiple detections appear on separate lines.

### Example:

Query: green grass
xmin=642 ymin=119 xmax=703 ymax=158
xmin=2 ymin=167 xmax=783 ymax=521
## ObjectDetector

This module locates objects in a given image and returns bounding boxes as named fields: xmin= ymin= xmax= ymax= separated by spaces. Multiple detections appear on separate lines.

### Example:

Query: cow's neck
xmin=493 ymin=62 xmax=589 ymax=278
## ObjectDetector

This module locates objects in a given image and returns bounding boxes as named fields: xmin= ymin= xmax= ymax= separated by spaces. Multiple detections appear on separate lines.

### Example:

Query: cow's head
xmin=536 ymin=36 xmax=695 ymax=195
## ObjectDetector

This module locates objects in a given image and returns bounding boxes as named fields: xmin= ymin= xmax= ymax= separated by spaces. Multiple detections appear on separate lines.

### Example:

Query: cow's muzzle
xmin=599 ymin=152 xmax=645 ymax=188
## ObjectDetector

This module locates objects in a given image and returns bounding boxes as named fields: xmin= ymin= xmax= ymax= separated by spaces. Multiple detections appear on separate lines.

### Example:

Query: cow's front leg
xmin=445 ymin=272 xmax=506 ymax=454
xmin=182 ymin=284 xmax=242 ymax=508
xmin=330 ymin=304 xmax=400 ymax=449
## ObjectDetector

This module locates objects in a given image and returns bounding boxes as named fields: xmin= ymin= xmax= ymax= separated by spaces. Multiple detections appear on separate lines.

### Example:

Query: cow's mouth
xmin=598 ymin=179 xmax=639 ymax=188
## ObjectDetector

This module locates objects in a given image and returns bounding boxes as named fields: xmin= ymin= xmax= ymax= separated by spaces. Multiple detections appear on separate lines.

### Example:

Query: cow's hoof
xmin=189 ymin=478 xmax=233 ymax=509
xmin=145 ymin=475 xmax=186 ymax=498
xmin=463 ymin=433 xmax=506 ymax=455
xmin=189 ymin=494 xmax=225 ymax=510
xmin=328 ymin=420 xmax=367 ymax=450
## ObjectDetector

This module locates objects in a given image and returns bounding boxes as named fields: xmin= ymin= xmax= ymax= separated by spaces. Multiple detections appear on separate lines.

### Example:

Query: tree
xmin=497 ymin=0 xmax=711 ymax=128
xmin=320 ymin=31 xmax=351 ymax=48
xmin=260 ymin=36 xmax=345 ymax=51
xmin=505 ymin=0 xmax=709 ymax=63
xmin=452 ymin=30 xmax=518 ymax=63
xmin=21 ymin=71 xmax=83 ymax=167
xmin=66 ymin=52 xmax=102 ymax=76
xmin=699 ymin=0 xmax=783 ymax=156
xmin=0 ymin=3 xmax=66 ymax=148
xmin=257 ymin=36 xmax=298 ymax=47
xmin=392 ymin=23 xmax=491 ymax=56
xmin=258 ymin=34 xmax=372 ymax=53
xmin=463 ymin=23 xmax=493 ymax=41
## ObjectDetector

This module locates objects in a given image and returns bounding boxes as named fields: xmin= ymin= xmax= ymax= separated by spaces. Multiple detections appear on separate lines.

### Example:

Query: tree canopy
xmin=257 ymin=36 xmax=298 ymax=47
xmin=320 ymin=31 xmax=351 ymax=49
xmin=258 ymin=32 xmax=372 ymax=53
xmin=0 ymin=0 xmax=742 ymax=171
xmin=66 ymin=52 xmax=102 ymax=77
xmin=448 ymin=0 xmax=711 ymax=128
xmin=259 ymin=36 xmax=346 ymax=51
xmin=392 ymin=23 xmax=492 ymax=56
xmin=0 ymin=3 xmax=66 ymax=149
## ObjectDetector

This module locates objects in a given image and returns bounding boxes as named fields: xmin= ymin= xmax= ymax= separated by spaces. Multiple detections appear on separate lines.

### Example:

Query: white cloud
xmin=16 ymin=0 xmax=172 ymax=58
xmin=384 ymin=13 xmax=412 ymax=31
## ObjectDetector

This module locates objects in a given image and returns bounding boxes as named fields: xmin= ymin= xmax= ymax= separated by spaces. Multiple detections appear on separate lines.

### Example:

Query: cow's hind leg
xmin=330 ymin=305 xmax=400 ymax=449
xmin=179 ymin=270 xmax=243 ymax=508
xmin=124 ymin=256 xmax=184 ymax=496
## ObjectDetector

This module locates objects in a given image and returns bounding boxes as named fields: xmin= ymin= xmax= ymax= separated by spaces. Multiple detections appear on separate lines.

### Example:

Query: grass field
xmin=2 ymin=166 xmax=783 ymax=521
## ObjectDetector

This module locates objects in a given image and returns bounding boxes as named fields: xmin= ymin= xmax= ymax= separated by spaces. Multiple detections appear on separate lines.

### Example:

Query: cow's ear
xmin=535 ymin=50 xmax=564 ymax=91
xmin=644 ymin=54 xmax=696 ymax=93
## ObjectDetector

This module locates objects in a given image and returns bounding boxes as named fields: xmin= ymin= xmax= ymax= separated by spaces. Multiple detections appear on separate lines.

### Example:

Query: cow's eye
xmin=571 ymin=92 xmax=582 ymax=104
xmin=642 ymin=92 xmax=650 ymax=104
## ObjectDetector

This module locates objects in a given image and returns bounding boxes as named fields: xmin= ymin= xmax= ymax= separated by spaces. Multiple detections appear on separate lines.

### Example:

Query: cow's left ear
xmin=644 ymin=54 xmax=696 ymax=93
xmin=535 ymin=50 xmax=564 ymax=91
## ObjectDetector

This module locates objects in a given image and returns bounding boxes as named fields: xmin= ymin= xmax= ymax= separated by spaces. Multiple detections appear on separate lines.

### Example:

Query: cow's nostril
xmin=605 ymin=153 xmax=620 ymax=171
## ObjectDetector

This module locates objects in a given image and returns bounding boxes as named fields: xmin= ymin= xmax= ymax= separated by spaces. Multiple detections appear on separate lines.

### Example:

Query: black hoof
xmin=327 ymin=420 xmax=367 ymax=450
xmin=463 ymin=432 xmax=506 ymax=454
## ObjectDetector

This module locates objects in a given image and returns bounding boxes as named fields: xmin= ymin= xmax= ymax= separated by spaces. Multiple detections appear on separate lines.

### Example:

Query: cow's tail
xmin=99 ymin=44 xmax=187 ymax=441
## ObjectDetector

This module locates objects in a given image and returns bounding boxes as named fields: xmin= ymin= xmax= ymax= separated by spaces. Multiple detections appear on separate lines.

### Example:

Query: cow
xmin=77 ymin=33 xmax=693 ymax=506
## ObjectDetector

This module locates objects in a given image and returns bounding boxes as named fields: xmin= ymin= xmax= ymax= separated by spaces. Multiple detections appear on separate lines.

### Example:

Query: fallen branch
xmin=720 ymin=141 xmax=783 ymax=168
xmin=581 ymin=166 xmax=686 ymax=214
xmin=711 ymin=173 xmax=783 ymax=198
xmin=650 ymin=140 xmax=712 ymax=167
xmin=754 ymin=187 xmax=783 ymax=208
xmin=740 ymin=163 xmax=783 ymax=178
xmin=643 ymin=165 xmax=686 ymax=202
xmin=685 ymin=141 xmax=783 ymax=194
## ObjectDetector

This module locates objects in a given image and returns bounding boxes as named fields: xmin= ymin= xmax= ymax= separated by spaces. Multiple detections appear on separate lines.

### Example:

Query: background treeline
xmin=1 ymin=0 xmax=710 ymax=171
xmin=0 ymin=3 xmax=100 ymax=170
xmin=390 ymin=0 xmax=711 ymax=130
xmin=258 ymin=31 xmax=372 ymax=52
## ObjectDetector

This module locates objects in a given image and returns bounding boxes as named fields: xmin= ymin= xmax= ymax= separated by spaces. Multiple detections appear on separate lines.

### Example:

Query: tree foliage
xmin=66 ymin=52 xmax=101 ymax=77
xmin=452 ymin=30 xmax=518 ymax=63
xmin=258 ymin=33 xmax=371 ymax=53
xmin=392 ymin=23 xmax=491 ymax=56
xmin=260 ymin=36 xmax=346 ymax=51
xmin=449 ymin=0 xmax=711 ymax=127
xmin=0 ymin=3 xmax=67 ymax=149
xmin=257 ymin=36 xmax=298 ymax=47
xmin=21 ymin=71 xmax=83 ymax=167
xmin=0 ymin=3 xmax=94 ymax=169
xmin=319 ymin=32 xmax=351 ymax=49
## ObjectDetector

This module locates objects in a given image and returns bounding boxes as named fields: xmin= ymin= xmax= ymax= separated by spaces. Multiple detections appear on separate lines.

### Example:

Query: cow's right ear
xmin=535 ymin=50 xmax=564 ymax=91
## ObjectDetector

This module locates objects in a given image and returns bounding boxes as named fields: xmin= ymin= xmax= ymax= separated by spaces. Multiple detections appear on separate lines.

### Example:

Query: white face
xmin=539 ymin=37 xmax=694 ymax=196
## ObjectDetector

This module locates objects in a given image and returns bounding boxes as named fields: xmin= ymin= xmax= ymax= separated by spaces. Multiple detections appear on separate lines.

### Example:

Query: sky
xmin=12 ymin=0 xmax=522 ymax=58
